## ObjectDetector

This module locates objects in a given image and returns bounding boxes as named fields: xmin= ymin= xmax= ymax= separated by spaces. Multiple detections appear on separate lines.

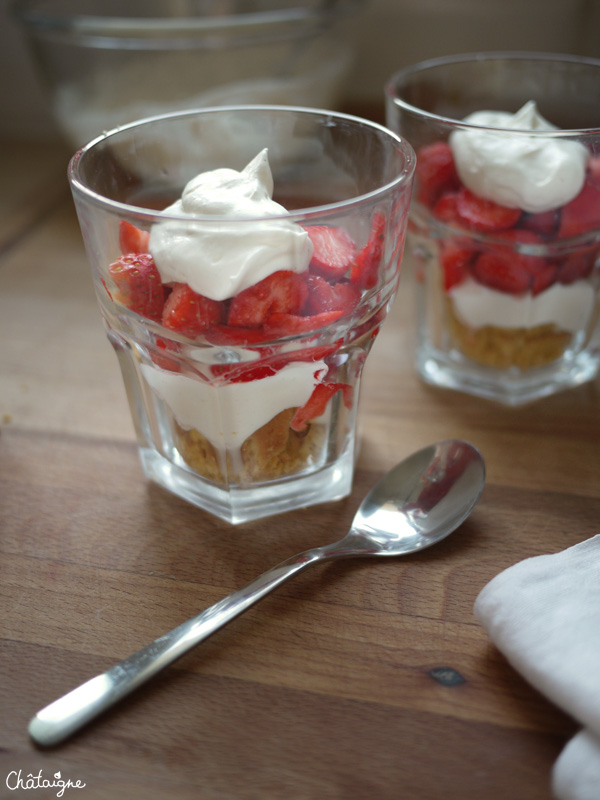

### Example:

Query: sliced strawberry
xmin=531 ymin=263 xmax=558 ymax=296
xmin=556 ymin=251 xmax=596 ymax=285
xmin=520 ymin=209 xmax=560 ymax=237
xmin=290 ymin=382 xmax=353 ymax=432
xmin=227 ymin=270 xmax=306 ymax=327
xmin=108 ymin=252 xmax=165 ymax=321
xmin=212 ymin=344 xmax=339 ymax=383
xmin=493 ymin=229 xmax=550 ymax=274
xmin=558 ymin=175 xmax=600 ymax=239
xmin=162 ymin=283 xmax=223 ymax=338
xmin=119 ymin=220 xmax=150 ymax=255
xmin=306 ymin=226 xmax=357 ymax=280
xmin=347 ymin=307 xmax=385 ymax=345
xmin=439 ymin=239 xmax=474 ymax=290
xmin=304 ymin=274 xmax=361 ymax=315
xmin=467 ymin=231 xmax=554 ymax=295
xmin=150 ymin=338 xmax=181 ymax=372
xmin=455 ymin=188 xmax=522 ymax=232
xmin=212 ymin=360 xmax=282 ymax=383
xmin=588 ymin=155 xmax=600 ymax=184
xmin=206 ymin=325 xmax=272 ymax=346
xmin=432 ymin=192 xmax=459 ymax=223
xmin=350 ymin=212 xmax=385 ymax=289
xmin=262 ymin=311 xmax=343 ymax=338
xmin=415 ymin=142 xmax=460 ymax=207
xmin=471 ymin=250 xmax=531 ymax=295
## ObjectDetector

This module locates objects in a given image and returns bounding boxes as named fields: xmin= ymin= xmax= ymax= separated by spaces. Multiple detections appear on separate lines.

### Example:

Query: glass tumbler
xmin=68 ymin=105 xmax=415 ymax=524
xmin=385 ymin=53 xmax=600 ymax=405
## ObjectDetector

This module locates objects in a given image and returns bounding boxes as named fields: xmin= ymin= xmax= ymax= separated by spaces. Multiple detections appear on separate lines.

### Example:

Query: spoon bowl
xmin=29 ymin=439 xmax=485 ymax=747
xmin=349 ymin=438 xmax=485 ymax=555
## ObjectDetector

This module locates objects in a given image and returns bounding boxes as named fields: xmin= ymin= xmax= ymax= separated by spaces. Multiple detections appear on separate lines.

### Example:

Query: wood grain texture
xmin=1 ymin=139 xmax=598 ymax=800
xmin=0 ymin=139 xmax=71 ymax=254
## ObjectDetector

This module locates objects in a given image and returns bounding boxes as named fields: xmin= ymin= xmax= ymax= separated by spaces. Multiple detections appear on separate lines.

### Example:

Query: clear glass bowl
xmin=68 ymin=105 xmax=415 ymax=523
xmin=13 ymin=0 xmax=360 ymax=147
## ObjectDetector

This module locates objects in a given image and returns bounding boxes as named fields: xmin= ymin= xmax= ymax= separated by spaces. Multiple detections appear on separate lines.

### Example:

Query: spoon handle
xmin=29 ymin=548 xmax=324 ymax=747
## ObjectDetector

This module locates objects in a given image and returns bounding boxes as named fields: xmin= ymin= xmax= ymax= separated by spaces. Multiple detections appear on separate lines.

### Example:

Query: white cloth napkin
xmin=474 ymin=534 xmax=600 ymax=800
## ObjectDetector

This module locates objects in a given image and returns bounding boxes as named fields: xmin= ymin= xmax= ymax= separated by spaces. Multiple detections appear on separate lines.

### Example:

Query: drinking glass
xmin=68 ymin=105 xmax=415 ymax=523
xmin=386 ymin=53 xmax=600 ymax=405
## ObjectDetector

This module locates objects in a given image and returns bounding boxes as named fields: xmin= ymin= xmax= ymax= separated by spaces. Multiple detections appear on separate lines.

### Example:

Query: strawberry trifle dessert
xmin=108 ymin=149 xmax=382 ymax=486
xmin=413 ymin=101 xmax=600 ymax=374
xmin=80 ymin=108 xmax=413 ymax=524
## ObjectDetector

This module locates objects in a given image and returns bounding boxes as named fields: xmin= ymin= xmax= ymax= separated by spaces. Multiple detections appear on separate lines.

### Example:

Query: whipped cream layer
xmin=449 ymin=101 xmax=588 ymax=213
xmin=448 ymin=278 xmax=595 ymax=333
xmin=141 ymin=359 xmax=326 ymax=450
xmin=149 ymin=149 xmax=312 ymax=301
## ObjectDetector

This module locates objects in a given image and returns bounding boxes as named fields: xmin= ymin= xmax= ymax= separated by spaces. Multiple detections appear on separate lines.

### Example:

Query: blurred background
xmin=1 ymin=0 xmax=600 ymax=144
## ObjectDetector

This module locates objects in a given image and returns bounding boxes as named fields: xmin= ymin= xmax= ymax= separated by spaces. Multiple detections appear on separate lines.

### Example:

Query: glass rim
xmin=385 ymin=50 xmax=600 ymax=136
xmin=12 ymin=0 xmax=360 ymax=40
xmin=67 ymin=104 xmax=417 ymax=223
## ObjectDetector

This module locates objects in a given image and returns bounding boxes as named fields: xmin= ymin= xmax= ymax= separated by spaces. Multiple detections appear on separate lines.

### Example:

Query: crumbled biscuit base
xmin=175 ymin=408 xmax=325 ymax=485
xmin=446 ymin=298 xmax=572 ymax=369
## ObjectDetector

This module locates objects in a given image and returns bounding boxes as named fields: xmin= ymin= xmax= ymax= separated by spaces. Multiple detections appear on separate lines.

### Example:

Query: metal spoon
xmin=29 ymin=439 xmax=485 ymax=747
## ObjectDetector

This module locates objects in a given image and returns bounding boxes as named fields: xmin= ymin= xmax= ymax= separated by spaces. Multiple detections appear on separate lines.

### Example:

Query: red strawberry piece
xmin=439 ymin=239 xmax=474 ymax=290
xmin=108 ymin=253 xmax=166 ymax=321
xmin=290 ymin=382 xmax=353 ymax=432
xmin=471 ymin=250 xmax=532 ymax=295
xmin=206 ymin=325 xmax=272 ymax=346
xmin=416 ymin=142 xmax=460 ymax=207
xmin=209 ymin=357 xmax=273 ymax=382
xmin=494 ymin=229 xmax=550 ymax=273
xmin=472 ymin=231 xmax=555 ymax=296
xmin=350 ymin=212 xmax=386 ymax=289
xmin=161 ymin=283 xmax=223 ymax=338
xmin=558 ymin=175 xmax=600 ymax=239
xmin=556 ymin=251 xmax=596 ymax=285
xmin=520 ymin=209 xmax=560 ymax=237
xmin=304 ymin=274 xmax=361 ymax=315
xmin=432 ymin=192 xmax=460 ymax=223
xmin=530 ymin=263 xmax=558 ymax=296
xmin=455 ymin=188 xmax=522 ymax=232
xmin=150 ymin=338 xmax=182 ymax=372
xmin=262 ymin=311 xmax=343 ymax=338
xmin=227 ymin=270 xmax=306 ymax=328
xmin=119 ymin=220 xmax=150 ymax=255
xmin=306 ymin=226 xmax=357 ymax=280
xmin=346 ymin=307 xmax=386 ymax=345
xmin=212 ymin=360 xmax=282 ymax=383
xmin=212 ymin=344 xmax=339 ymax=384
xmin=588 ymin=155 xmax=600 ymax=184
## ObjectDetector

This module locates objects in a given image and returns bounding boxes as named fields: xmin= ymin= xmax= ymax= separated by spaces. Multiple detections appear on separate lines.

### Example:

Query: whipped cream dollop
xmin=449 ymin=278 xmax=595 ymax=333
xmin=149 ymin=149 xmax=312 ymax=300
xmin=449 ymin=101 xmax=588 ymax=213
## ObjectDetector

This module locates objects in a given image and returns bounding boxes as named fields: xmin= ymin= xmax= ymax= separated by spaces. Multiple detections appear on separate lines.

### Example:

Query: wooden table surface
xmin=1 ymin=136 xmax=599 ymax=800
